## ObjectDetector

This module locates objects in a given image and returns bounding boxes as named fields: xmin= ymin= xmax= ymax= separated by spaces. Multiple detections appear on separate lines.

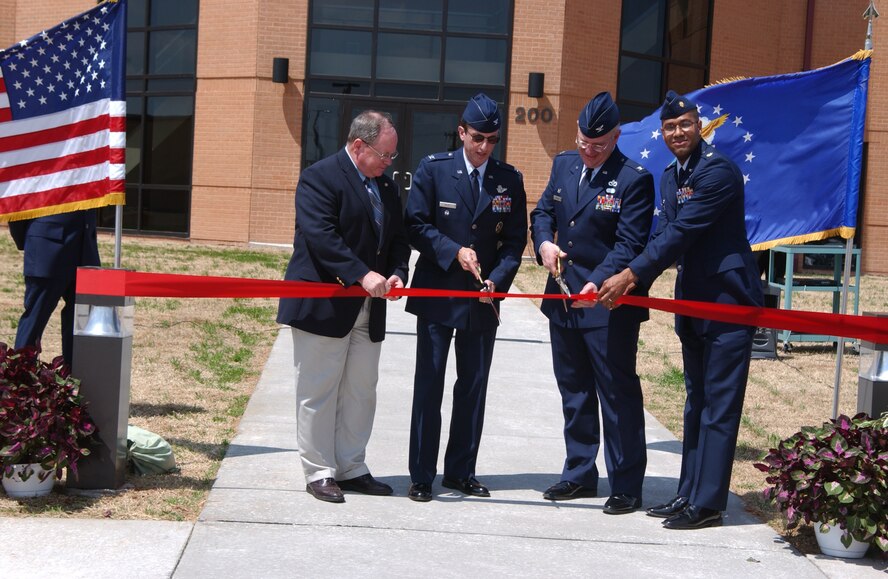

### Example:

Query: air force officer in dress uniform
xmin=9 ymin=210 xmax=101 ymax=365
xmin=530 ymin=92 xmax=654 ymax=514
xmin=598 ymin=91 xmax=763 ymax=529
xmin=404 ymin=93 xmax=527 ymax=502
xmin=277 ymin=111 xmax=411 ymax=504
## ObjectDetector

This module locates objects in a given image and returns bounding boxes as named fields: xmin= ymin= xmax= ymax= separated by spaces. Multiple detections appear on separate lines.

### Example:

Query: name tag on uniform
xmin=492 ymin=195 xmax=512 ymax=213
xmin=553 ymin=195 xmax=562 ymax=203
xmin=676 ymin=187 xmax=694 ymax=205
xmin=439 ymin=201 xmax=457 ymax=209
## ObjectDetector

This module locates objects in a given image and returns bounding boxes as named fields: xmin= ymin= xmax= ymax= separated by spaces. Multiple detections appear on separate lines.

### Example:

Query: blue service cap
xmin=462 ymin=93 xmax=501 ymax=133
xmin=578 ymin=92 xmax=619 ymax=138
xmin=660 ymin=90 xmax=697 ymax=120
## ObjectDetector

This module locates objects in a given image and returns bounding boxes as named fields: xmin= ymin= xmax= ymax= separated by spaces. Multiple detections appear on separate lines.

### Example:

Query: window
xmin=304 ymin=0 xmax=513 ymax=170
xmin=306 ymin=0 xmax=511 ymax=101
xmin=617 ymin=0 xmax=712 ymax=122
xmin=98 ymin=0 xmax=199 ymax=236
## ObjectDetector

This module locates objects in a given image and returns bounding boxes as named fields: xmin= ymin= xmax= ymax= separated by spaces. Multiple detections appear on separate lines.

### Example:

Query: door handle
xmin=392 ymin=171 xmax=400 ymax=182
xmin=404 ymin=171 xmax=413 ymax=190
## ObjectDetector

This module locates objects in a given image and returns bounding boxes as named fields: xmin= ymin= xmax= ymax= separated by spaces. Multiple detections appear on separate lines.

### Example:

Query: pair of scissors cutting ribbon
xmin=475 ymin=265 xmax=501 ymax=324
xmin=554 ymin=257 xmax=571 ymax=311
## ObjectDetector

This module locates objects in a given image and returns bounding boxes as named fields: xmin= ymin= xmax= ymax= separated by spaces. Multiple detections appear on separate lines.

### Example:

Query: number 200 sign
xmin=515 ymin=106 xmax=554 ymax=123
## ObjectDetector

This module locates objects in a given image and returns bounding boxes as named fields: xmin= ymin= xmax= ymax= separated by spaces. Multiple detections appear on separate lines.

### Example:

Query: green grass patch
xmin=226 ymin=395 xmax=250 ymax=418
xmin=649 ymin=360 xmax=685 ymax=392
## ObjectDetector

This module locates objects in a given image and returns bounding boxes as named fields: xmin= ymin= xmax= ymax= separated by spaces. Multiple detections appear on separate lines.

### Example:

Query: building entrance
xmin=342 ymin=100 xmax=467 ymax=207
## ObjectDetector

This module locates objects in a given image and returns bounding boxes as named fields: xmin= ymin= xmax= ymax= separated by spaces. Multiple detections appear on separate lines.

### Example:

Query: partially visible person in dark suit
xmin=9 ymin=210 xmax=101 ymax=365
xmin=404 ymin=93 xmax=527 ymax=502
xmin=276 ymin=110 xmax=411 ymax=504
xmin=530 ymin=92 xmax=654 ymax=515
xmin=598 ymin=90 xmax=763 ymax=529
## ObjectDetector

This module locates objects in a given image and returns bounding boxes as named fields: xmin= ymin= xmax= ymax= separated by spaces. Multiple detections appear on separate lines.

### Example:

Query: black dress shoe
xmin=408 ymin=482 xmax=433 ymax=502
xmin=662 ymin=504 xmax=723 ymax=529
xmin=306 ymin=477 xmax=344 ymax=503
xmin=441 ymin=476 xmax=490 ymax=497
xmin=336 ymin=473 xmax=393 ymax=496
xmin=543 ymin=481 xmax=598 ymax=501
xmin=603 ymin=494 xmax=642 ymax=515
xmin=646 ymin=496 xmax=689 ymax=518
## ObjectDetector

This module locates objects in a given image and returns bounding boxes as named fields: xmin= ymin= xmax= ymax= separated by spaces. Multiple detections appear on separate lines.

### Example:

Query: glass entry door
xmin=341 ymin=100 xmax=465 ymax=209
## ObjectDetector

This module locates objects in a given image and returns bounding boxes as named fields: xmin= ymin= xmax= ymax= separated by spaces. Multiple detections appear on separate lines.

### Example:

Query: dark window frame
xmin=616 ymin=0 xmax=714 ymax=122
xmin=303 ymin=1 xmax=514 ymax=170
xmin=99 ymin=0 xmax=199 ymax=237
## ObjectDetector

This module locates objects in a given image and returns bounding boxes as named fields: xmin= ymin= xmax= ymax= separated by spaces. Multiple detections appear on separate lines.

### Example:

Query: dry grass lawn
xmin=0 ymin=234 xmax=290 ymax=520
xmin=1 ymin=231 xmax=885 ymax=556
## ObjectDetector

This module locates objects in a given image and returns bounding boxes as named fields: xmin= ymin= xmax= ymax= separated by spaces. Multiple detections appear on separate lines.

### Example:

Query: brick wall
xmin=249 ymin=0 xmax=308 ymax=245
xmin=190 ymin=0 xmax=308 ymax=245
xmin=508 ymin=0 xmax=621 ymax=209
xmin=710 ymin=1 xmax=807 ymax=79
xmin=12 ymin=0 xmax=92 ymax=38
xmin=0 ymin=0 xmax=17 ymax=48
xmin=861 ymin=13 xmax=887 ymax=274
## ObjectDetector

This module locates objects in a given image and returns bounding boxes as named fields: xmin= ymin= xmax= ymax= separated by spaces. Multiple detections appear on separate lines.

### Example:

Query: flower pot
xmin=814 ymin=522 xmax=870 ymax=559
xmin=2 ymin=464 xmax=56 ymax=498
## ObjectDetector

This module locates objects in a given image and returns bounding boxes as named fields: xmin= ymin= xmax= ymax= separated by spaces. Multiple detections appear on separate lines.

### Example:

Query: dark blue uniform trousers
xmin=16 ymin=275 xmax=76 ymax=363
xmin=409 ymin=318 xmax=496 ymax=483
xmin=549 ymin=321 xmax=647 ymax=496
xmin=676 ymin=320 xmax=755 ymax=511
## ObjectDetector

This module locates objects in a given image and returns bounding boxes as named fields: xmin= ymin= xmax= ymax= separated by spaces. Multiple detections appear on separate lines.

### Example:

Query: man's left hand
xmin=480 ymin=280 xmax=496 ymax=304
xmin=570 ymin=282 xmax=598 ymax=308
xmin=597 ymin=268 xmax=639 ymax=310
xmin=385 ymin=275 xmax=404 ymax=301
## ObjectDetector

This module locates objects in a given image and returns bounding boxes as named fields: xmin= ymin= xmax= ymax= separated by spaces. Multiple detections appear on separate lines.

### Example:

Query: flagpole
xmin=114 ymin=205 xmax=122 ymax=269
xmin=832 ymin=236 xmax=854 ymax=419
xmin=831 ymin=1 xmax=878 ymax=418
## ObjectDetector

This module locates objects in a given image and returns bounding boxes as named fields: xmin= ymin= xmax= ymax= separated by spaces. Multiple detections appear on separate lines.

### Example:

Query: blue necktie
xmin=470 ymin=169 xmax=481 ymax=208
xmin=579 ymin=168 xmax=593 ymax=202
xmin=364 ymin=178 xmax=384 ymax=235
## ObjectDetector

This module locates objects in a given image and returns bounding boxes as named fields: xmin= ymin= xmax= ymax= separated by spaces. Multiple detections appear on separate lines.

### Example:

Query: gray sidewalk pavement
xmin=2 ymin=286 xmax=886 ymax=578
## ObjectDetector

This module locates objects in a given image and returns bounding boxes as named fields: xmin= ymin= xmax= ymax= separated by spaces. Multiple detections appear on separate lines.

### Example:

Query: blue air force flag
xmin=618 ymin=53 xmax=870 ymax=250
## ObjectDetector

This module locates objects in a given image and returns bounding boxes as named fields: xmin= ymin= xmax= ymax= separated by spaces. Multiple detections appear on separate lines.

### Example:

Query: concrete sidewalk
xmin=2 ymin=290 xmax=885 ymax=578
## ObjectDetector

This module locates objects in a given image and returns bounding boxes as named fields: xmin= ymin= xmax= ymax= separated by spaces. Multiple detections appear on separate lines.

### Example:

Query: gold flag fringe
xmin=750 ymin=227 xmax=856 ymax=252
xmin=0 ymin=193 xmax=125 ymax=224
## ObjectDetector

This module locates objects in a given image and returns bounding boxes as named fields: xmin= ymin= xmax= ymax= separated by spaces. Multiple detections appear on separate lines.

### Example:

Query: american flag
xmin=0 ymin=0 xmax=125 ymax=222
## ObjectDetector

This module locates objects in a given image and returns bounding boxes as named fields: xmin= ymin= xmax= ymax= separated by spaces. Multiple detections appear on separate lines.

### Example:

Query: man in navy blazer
xmin=277 ymin=110 xmax=411 ymax=503
xmin=530 ymin=92 xmax=654 ymax=514
xmin=404 ymin=93 xmax=527 ymax=502
xmin=599 ymin=91 xmax=763 ymax=529
xmin=9 ymin=209 xmax=101 ymax=365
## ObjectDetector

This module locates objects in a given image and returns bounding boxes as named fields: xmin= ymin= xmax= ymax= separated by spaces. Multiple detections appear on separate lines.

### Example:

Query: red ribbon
xmin=76 ymin=268 xmax=888 ymax=344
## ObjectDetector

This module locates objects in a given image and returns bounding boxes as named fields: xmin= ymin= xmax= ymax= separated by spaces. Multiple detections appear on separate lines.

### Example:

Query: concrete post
xmin=68 ymin=292 xmax=135 ymax=490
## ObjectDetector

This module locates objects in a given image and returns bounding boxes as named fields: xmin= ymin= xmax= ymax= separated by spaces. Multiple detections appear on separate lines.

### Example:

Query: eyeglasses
xmin=466 ymin=131 xmax=500 ymax=145
xmin=575 ymin=137 xmax=611 ymax=153
xmin=362 ymin=139 xmax=399 ymax=161
xmin=661 ymin=120 xmax=697 ymax=134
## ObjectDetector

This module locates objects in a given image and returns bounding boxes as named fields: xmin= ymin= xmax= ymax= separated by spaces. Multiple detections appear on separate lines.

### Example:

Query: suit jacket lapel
xmin=338 ymin=148 xmax=380 ymax=238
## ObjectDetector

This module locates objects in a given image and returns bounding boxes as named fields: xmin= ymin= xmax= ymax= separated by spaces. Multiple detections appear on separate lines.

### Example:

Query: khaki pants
xmin=292 ymin=299 xmax=381 ymax=484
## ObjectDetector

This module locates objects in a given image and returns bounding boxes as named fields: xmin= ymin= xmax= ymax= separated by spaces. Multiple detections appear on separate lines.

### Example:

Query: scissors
xmin=553 ymin=257 xmax=571 ymax=312
xmin=475 ymin=265 xmax=501 ymax=324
